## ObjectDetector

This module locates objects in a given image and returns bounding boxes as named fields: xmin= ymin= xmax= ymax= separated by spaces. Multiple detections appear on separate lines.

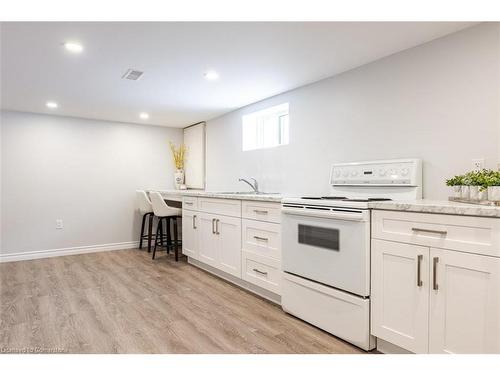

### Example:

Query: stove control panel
xmin=330 ymin=159 xmax=422 ymax=186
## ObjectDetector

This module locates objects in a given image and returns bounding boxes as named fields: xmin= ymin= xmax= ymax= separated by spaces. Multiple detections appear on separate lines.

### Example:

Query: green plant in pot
xmin=484 ymin=170 xmax=500 ymax=201
xmin=466 ymin=170 xmax=488 ymax=201
xmin=445 ymin=174 xmax=465 ymax=198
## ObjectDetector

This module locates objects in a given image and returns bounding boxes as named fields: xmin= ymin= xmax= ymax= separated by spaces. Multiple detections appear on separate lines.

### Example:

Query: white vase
xmin=469 ymin=186 xmax=488 ymax=201
xmin=174 ymin=169 xmax=185 ymax=190
xmin=451 ymin=186 xmax=461 ymax=198
xmin=460 ymin=185 xmax=470 ymax=199
xmin=488 ymin=186 xmax=500 ymax=201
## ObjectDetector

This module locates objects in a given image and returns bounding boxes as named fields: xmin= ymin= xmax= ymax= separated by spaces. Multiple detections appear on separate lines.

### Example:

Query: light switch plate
xmin=56 ymin=219 xmax=63 ymax=229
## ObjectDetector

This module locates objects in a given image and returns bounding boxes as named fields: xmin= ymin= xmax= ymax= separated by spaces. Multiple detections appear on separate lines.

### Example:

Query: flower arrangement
xmin=169 ymin=142 xmax=187 ymax=170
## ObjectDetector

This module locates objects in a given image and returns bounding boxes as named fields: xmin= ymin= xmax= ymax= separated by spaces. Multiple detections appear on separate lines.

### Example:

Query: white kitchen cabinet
xmin=197 ymin=212 xmax=218 ymax=268
xmin=216 ymin=215 xmax=242 ymax=277
xmin=181 ymin=197 xmax=280 ymax=298
xmin=241 ymin=219 xmax=281 ymax=259
xmin=372 ymin=209 xmax=500 ymax=354
xmin=242 ymin=251 xmax=281 ymax=294
xmin=429 ymin=248 xmax=500 ymax=354
xmin=188 ymin=211 xmax=242 ymax=278
xmin=181 ymin=209 xmax=199 ymax=259
xmin=371 ymin=239 xmax=430 ymax=353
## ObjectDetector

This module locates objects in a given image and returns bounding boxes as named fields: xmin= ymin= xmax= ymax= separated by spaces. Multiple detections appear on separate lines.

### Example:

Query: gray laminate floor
xmin=0 ymin=249 xmax=363 ymax=353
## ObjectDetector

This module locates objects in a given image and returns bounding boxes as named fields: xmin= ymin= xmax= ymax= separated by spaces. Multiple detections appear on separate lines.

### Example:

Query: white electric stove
xmin=281 ymin=158 xmax=422 ymax=351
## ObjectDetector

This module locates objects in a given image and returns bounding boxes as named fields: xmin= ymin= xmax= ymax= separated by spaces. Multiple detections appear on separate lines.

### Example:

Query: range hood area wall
xmin=205 ymin=23 xmax=500 ymax=199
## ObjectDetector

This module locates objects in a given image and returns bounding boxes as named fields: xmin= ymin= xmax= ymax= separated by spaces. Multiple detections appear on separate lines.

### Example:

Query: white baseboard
xmin=0 ymin=241 xmax=139 ymax=263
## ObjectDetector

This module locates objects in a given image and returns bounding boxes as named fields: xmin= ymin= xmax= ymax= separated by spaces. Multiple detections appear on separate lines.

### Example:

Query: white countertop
xmin=369 ymin=199 xmax=500 ymax=218
xmin=149 ymin=189 xmax=283 ymax=203
xmin=148 ymin=190 xmax=500 ymax=217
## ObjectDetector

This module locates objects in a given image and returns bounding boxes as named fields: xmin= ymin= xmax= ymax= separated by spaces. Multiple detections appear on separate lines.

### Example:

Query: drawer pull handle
xmin=215 ymin=219 xmax=220 ymax=235
xmin=185 ymin=202 xmax=194 ymax=205
xmin=212 ymin=218 xmax=216 ymax=234
xmin=417 ymin=254 xmax=423 ymax=287
xmin=433 ymin=257 xmax=439 ymax=291
xmin=254 ymin=210 xmax=269 ymax=214
xmin=253 ymin=236 xmax=269 ymax=241
xmin=192 ymin=215 xmax=197 ymax=229
xmin=411 ymin=227 xmax=448 ymax=235
xmin=253 ymin=268 xmax=268 ymax=276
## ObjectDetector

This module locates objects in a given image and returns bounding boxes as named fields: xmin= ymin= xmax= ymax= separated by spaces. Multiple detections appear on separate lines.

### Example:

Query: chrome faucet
xmin=239 ymin=177 xmax=259 ymax=193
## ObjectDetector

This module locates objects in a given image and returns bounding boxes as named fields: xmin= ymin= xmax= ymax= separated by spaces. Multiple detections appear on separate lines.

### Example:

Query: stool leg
xmin=139 ymin=213 xmax=147 ymax=249
xmin=152 ymin=218 xmax=162 ymax=260
xmin=173 ymin=217 xmax=179 ymax=262
xmin=147 ymin=214 xmax=154 ymax=253
xmin=166 ymin=217 xmax=172 ymax=254
xmin=159 ymin=218 xmax=164 ymax=246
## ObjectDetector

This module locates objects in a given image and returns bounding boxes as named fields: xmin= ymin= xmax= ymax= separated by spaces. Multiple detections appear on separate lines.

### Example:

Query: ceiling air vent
xmin=122 ymin=69 xmax=144 ymax=81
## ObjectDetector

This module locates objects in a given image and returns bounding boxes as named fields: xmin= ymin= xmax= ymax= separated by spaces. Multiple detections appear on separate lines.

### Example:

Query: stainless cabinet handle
xmin=184 ymin=201 xmax=194 ymax=205
xmin=433 ymin=257 xmax=439 ymax=290
xmin=253 ymin=268 xmax=268 ymax=276
xmin=216 ymin=219 xmax=220 ymax=235
xmin=192 ymin=215 xmax=197 ymax=229
xmin=417 ymin=254 xmax=423 ymax=287
xmin=412 ymin=227 xmax=447 ymax=235
xmin=212 ymin=218 xmax=216 ymax=234
xmin=253 ymin=209 xmax=268 ymax=214
xmin=253 ymin=236 xmax=269 ymax=241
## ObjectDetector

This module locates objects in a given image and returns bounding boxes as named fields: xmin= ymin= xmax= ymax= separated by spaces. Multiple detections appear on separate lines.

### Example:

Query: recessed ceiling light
xmin=139 ymin=112 xmax=149 ymax=120
xmin=64 ymin=42 xmax=83 ymax=53
xmin=46 ymin=101 xmax=58 ymax=109
xmin=204 ymin=70 xmax=219 ymax=81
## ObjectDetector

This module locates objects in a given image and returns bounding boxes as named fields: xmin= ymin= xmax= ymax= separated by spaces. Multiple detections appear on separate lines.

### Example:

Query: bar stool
xmin=149 ymin=191 xmax=182 ymax=261
xmin=136 ymin=190 xmax=155 ymax=252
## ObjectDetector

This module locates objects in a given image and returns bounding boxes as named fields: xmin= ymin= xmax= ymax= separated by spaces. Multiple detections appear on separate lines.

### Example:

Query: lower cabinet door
xmin=216 ymin=215 xmax=242 ymax=278
xmin=371 ymin=239 xmax=430 ymax=353
xmin=181 ymin=209 xmax=199 ymax=259
xmin=429 ymin=248 xmax=500 ymax=354
xmin=197 ymin=212 xmax=218 ymax=268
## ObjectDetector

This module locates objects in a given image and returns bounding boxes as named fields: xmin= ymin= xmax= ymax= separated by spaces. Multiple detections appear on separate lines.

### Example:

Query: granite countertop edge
xmin=368 ymin=200 xmax=500 ymax=218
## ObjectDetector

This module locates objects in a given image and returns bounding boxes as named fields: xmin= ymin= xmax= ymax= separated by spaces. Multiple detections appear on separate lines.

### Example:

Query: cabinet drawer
xmin=197 ymin=197 xmax=241 ymax=217
xmin=242 ymin=219 xmax=281 ymax=259
xmin=182 ymin=196 xmax=198 ymax=210
xmin=242 ymin=251 xmax=281 ymax=294
xmin=372 ymin=210 xmax=500 ymax=257
xmin=242 ymin=201 xmax=281 ymax=223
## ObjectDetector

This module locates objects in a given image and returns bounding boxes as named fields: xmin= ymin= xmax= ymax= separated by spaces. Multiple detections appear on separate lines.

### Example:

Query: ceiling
xmin=1 ymin=22 xmax=476 ymax=128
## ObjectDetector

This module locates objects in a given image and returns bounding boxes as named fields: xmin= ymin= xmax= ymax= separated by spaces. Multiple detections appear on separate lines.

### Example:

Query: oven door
xmin=282 ymin=208 xmax=370 ymax=297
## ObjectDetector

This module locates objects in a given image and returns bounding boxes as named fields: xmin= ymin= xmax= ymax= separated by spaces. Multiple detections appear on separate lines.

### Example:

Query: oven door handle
xmin=281 ymin=207 xmax=368 ymax=221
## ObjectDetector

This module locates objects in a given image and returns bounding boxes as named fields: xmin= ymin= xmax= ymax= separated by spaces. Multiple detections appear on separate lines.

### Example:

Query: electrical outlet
xmin=472 ymin=158 xmax=484 ymax=171
xmin=56 ymin=219 xmax=63 ymax=229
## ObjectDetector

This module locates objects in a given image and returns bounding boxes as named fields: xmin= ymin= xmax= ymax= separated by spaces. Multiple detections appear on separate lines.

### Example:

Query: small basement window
xmin=242 ymin=103 xmax=289 ymax=151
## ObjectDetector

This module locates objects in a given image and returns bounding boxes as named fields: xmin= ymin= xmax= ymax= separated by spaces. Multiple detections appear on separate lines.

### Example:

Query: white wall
xmin=0 ymin=111 xmax=182 ymax=256
xmin=206 ymin=23 xmax=500 ymax=199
